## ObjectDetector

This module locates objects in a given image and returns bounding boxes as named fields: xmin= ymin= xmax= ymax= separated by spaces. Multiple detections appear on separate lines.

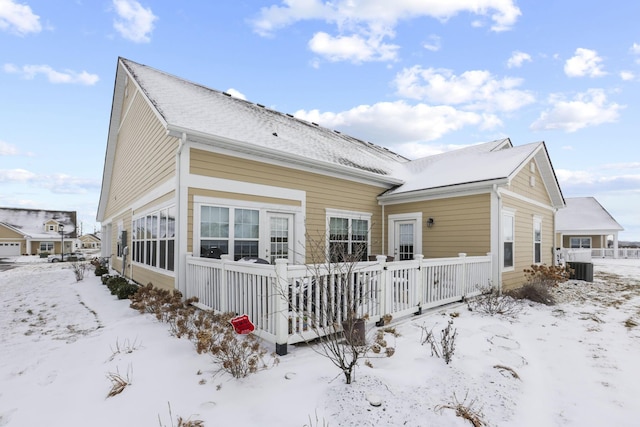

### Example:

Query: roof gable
xmin=556 ymin=197 xmax=624 ymax=233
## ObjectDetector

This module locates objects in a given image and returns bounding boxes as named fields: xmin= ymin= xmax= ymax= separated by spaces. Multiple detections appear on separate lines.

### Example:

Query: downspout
xmin=175 ymin=133 xmax=187 ymax=295
xmin=381 ymin=204 xmax=385 ymax=256
xmin=493 ymin=184 xmax=502 ymax=293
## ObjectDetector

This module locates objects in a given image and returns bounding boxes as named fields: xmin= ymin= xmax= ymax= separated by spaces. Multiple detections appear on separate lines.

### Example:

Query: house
xmin=0 ymin=208 xmax=78 ymax=256
xmin=79 ymin=233 xmax=101 ymax=250
xmin=555 ymin=197 xmax=624 ymax=258
xmin=97 ymin=57 xmax=565 ymax=295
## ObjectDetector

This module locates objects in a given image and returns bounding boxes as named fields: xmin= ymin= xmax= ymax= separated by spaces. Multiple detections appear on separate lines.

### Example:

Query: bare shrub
xmin=493 ymin=364 xmax=520 ymax=380
xmin=303 ymin=411 xmax=329 ymax=427
xmin=435 ymin=392 xmax=488 ymax=427
xmin=523 ymin=264 xmax=571 ymax=287
xmin=71 ymin=261 xmax=88 ymax=281
xmin=158 ymin=402 xmax=204 ymax=427
xmin=129 ymin=283 xmax=197 ymax=324
xmin=107 ymin=337 xmax=141 ymax=362
xmin=421 ymin=320 xmax=457 ymax=364
xmin=507 ymin=282 xmax=555 ymax=305
xmin=467 ymin=286 xmax=521 ymax=316
xmin=281 ymin=231 xmax=394 ymax=384
xmin=106 ymin=366 xmax=132 ymax=398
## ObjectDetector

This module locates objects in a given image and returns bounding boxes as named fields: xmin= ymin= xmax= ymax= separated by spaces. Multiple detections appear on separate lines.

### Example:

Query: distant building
xmin=0 ymin=207 xmax=78 ymax=256
xmin=79 ymin=233 xmax=101 ymax=250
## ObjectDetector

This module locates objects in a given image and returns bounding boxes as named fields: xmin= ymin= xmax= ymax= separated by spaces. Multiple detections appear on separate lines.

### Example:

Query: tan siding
xmin=0 ymin=225 xmax=23 ymax=239
xmin=509 ymin=160 xmax=552 ymax=205
xmin=131 ymin=266 xmax=175 ymax=291
xmin=189 ymin=149 xmax=386 ymax=261
xmin=502 ymin=194 xmax=555 ymax=290
xmin=384 ymin=194 xmax=491 ymax=258
xmin=103 ymin=92 xmax=178 ymax=220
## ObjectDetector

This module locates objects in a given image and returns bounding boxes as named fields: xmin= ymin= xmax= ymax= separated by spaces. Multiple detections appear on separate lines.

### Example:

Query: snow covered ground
xmin=1 ymin=257 xmax=639 ymax=426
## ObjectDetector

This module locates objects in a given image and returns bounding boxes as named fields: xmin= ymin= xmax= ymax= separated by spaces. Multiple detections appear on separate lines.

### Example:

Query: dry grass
xmin=493 ymin=364 xmax=520 ymax=380
xmin=435 ymin=392 xmax=488 ymax=427
xmin=106 ymin=366 xmax=132 ymax=398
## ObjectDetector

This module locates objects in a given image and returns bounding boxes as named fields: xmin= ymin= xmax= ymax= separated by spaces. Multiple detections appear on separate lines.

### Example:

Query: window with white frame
xmin=132 ymin=206 xmax=175 ymax=271
xmin=327 ymin=211 xmax=370 ymax=262
xmin=40 ymin=242 xmax=54 ymax=252
xmin=503 ymin=211 xmax=515 ymax=269
xmin=116 ymin=223 xmax=125 ymax=258
xmin=199 ymin=206 xmax=259 ymax=260
xmin=570 ymin=237 xmax=591 ymax=249
xmin=533 ymin=217 xmax=542 ymax=264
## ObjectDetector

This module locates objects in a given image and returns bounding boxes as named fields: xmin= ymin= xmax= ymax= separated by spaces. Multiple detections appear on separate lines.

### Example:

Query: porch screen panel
xmin=234 ymin=209 xmax=259 ymax=260
xmin=503 ymin=213 xmax=514 ymax=268
xmin=352 ymin=219 xmax=368 ymax=261
xmin=329 ymin=217 xmax=349 ymax=262
xmin=534 ymin=219 xmax=542 ymax=263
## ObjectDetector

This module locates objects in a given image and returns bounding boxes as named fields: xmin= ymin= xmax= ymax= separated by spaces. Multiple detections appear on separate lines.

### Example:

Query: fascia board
xmin=378 ymin=179 xmax=507 ymax=205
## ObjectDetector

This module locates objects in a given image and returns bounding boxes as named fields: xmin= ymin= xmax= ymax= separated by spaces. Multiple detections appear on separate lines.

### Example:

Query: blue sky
xmin=1 ymin=0 xmax=639 ymax=241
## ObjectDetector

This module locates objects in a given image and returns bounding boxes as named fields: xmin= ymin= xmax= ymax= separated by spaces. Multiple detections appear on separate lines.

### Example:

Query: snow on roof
xmin=385 ymin=140 xmax=541 ymax=195
xmin=121 ymin=58 xmax=408 ymax=178
xmin=0 ymin=208 xmax=77 ymax=239
xmin=556 ymin=197 xmax=624 ymax=233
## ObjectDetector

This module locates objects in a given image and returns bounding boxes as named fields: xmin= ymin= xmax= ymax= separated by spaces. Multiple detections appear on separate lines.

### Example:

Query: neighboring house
xmin=97 ymin=58 xmax=565 ymax=293
xmin=0 ymin=208 xmax=78 ymax=256
xmin=555 ymin=197 xmax=624 ymax=255
xmin=79 ymin=233 xmax=101 ymax=250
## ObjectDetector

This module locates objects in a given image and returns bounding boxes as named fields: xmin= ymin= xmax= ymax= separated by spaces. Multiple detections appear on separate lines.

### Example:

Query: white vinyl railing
xmin=591 ymin=248 xmax=640 ymax=259
xmin=185 ymin=253 xmax=491 ymax=354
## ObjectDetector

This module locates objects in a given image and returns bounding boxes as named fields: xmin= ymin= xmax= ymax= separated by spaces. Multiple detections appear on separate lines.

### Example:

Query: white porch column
xmin=613 ymin=233 xmax=619 ymax=259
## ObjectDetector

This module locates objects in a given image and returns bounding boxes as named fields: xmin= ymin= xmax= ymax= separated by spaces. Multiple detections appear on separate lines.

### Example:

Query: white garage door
xmin=0 ymin=242 xmax=21 ymax=256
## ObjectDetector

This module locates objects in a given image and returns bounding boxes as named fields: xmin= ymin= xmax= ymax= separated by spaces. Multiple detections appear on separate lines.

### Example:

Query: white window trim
xmin=502 ymin=209 xmax=516 ymax=272
xmin=533 ymin=216 xmax=542 ymax=264
xmin=325 ymin=208 xmax=373 ymax=260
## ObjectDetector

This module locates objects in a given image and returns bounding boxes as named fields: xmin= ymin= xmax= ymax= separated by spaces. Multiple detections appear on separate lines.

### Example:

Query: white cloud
xmin=556 ymin=168 xmax=640 ymax=194
xmin=0 ymin=168 xmax=36 ymax=182
xmin=620 ymin=71 xmax=635 ymax=81
xmin=631 ymin=43 xmax=640 ymax=55
xmin=422 ymin=35 xmax=441 ymax=52
xmin=0 ymin=0 xmax=41 ymax=35
xmin=530 ymin=89 xmax=623 ymax=132
xmin=225 ymin=88 xmax=246 ymax=100
xmin=564 ymin=48 xmax=606 ymax=78
xmin=507 ymin=51 xmax=531 ymax=68
xmin=0 ymin=141 xmax=19 ymax=156
xmin=309 ymin=30 xmax=399 ymax=62
xmin=112 ymin=0 xmax=157 ymax=43
xmin=251 ymin=1 xmax=520 ymax=62
xmin=393 ymin=66 xmax=535 ymax=112
xmin=293 ymin=100 xmax=497 ymax=149
xmin=4 ymin=63 xmax=99 ymax=85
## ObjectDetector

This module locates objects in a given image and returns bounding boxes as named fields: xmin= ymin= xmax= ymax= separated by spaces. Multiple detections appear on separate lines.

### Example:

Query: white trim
xmin=325 ymin=208 xmax=373 ymax=260
xmin=130 ymin=179 xmax=176 ymax=212
xmin=188 ymin=173 xmax=306 ymax=206
xmin=499 ymin=188 xmax=556 ymax=212
xmin=387 ymin=212 xmax=423 ymax=259
xmin=325 ymin=208 xmax=372 ymax=220
xmin=194 ymin=196 xmax=304 ymax=264
xmin=379 ymin=184 xmax=497 ymax=205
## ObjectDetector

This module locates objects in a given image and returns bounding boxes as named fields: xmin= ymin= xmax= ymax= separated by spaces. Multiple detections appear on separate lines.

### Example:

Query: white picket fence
xmin=185 ymin=253 xmax=491 ymax=354
xmin=591 ymin=248 xmax=640 ymax=259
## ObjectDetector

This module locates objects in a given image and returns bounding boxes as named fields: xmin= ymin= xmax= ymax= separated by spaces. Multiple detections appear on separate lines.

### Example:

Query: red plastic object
xmin=230 ymin=314 xmax=255 ymax=334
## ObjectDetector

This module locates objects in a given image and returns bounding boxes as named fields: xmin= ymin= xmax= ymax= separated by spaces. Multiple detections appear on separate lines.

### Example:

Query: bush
xmin=107 ymin=276 xmax=129 ymax=295
xmin=421 ymin=320 xmax=457 ymax=364
xmin=116 ymin=283 xmax=139 ymax=300
xmin=507 ymin=282 xmax=555 ymax=305
xmin=95 ymin=265 xmax=109 ymax=276
xmin=467 ymin=286 xmax=521 ymax=316
xmin=101 ymin=274 xmax=113 ymax=285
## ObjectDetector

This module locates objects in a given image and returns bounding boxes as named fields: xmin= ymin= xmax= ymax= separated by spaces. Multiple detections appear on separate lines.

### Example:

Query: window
xmin=570 ymin=237 xmax=591 ymax=249
xmin=200 ymin=206 xmax=259 ymax=260
xmin=132 ymin=206 xmax=175 ymax=272
xmin=503 ymin=211 xmax=515 ymax=269
xmin=48 ymin=225 xmax=55 ymax=231
xmin=40 ymin=242 xmax=54 ymax=252
xmin=327 ymin=212 xmax=370 ymax=262
xmin=533 ymin=217 xmax=542 ymax=264
xmin=116 ymin=223 xmax=126 ymax=258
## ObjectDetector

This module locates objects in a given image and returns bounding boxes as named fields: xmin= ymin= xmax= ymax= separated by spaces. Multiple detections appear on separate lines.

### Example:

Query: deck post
xmin=219 ymin=255 xmax=233 ymax=313
xmin=274 ymin=258 xmax=289 ymax=356
xmin=375 ymin=255 xmax=388 ymax=326
xmin=458 ymin=253 xmax=467 ymax=299
xmin=414 ymin=254 xmax=424 ymax=315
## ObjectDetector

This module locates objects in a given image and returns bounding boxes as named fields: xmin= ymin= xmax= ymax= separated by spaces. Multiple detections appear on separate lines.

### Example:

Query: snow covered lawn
xmin=1 ymin=258 xmax=639 ymax=426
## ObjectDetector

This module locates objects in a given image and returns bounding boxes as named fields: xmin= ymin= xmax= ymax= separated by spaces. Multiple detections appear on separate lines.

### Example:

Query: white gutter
xmin=176 ymin=133 xmax=187 ymax=295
